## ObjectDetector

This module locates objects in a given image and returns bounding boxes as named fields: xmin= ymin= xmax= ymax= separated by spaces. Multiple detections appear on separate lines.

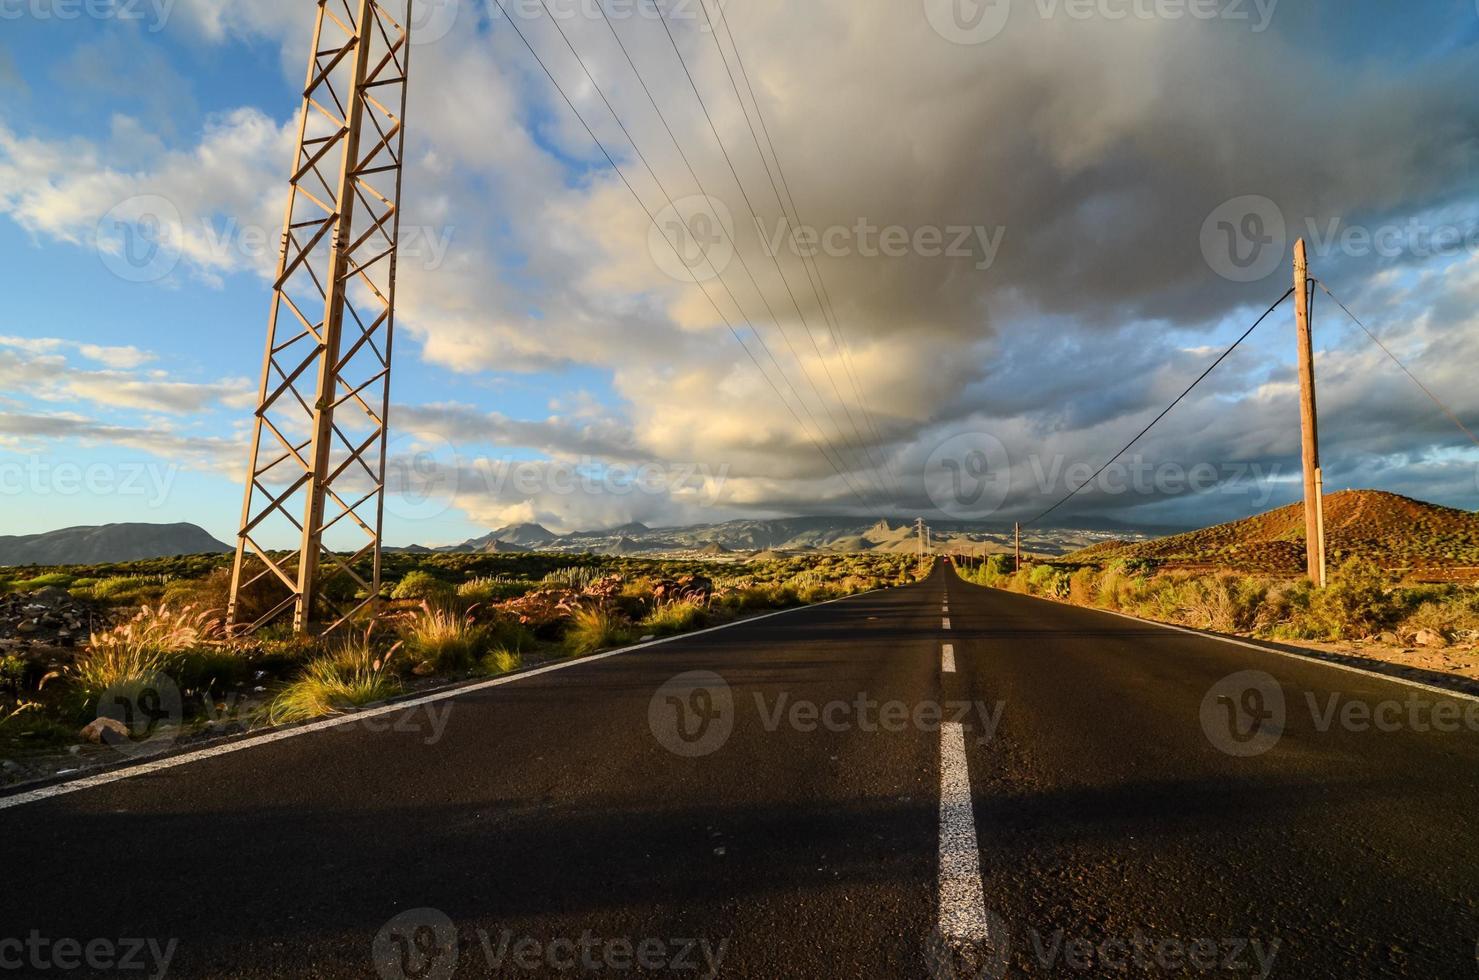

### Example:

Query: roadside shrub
xmin=267 ymin=633 xmax=400 ymax=723
xmin=1179 ymin=574 xmax=1269 ymax=633
xmin=1068 ymin=567 xmax=1100 ymax=605
xmin=391 ymin=571 xmax=454 ymax=604
xmin=563 ymin=606 xmax=630 ymax=657
xmin=401 ymin=602 xmax=487 ymax=673
xmin=70 ymin=605 xmax=221 ymax=709
xmin=480 ymin=648 xmax=523 ymax=676
xmin=1306 ymin=558 xmax=1395 ymax=640
xmin=641 ymin=598 xmax=708 ymax=636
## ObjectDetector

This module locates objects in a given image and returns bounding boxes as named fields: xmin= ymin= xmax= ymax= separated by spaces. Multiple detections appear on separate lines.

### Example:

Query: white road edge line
xmin=0 ymin=589 xmax=880 ymax=812
xmin=942 ymin=643 xmax=956 ymax=674
xmin=938 ymin=720 xmax=988 ymax=946
xmin=963 ymin=576 xmax=1479 ymax=706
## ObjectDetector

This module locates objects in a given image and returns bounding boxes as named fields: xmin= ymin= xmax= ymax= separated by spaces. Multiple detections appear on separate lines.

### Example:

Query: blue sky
xmin=1 ymin=0 xmax=1477 ymax=548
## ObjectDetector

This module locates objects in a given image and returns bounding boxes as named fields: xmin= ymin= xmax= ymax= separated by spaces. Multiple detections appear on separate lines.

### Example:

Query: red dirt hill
xmin=1069 ymin=490 xmax=1479 ymax=578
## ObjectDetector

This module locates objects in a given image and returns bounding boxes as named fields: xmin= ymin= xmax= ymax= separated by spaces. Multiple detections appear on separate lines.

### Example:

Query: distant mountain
xmin=1067 ymin=490 xmax=1479 ymax=573
xmin=0 ymin=523 xmax=231 ymax=566
xmin=425 ymin=516 xmax=1134 ymax=558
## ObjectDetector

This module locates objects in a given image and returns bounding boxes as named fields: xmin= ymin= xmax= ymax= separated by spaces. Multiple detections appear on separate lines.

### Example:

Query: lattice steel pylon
xmin=228 ymin=0 xmax=414 ymax=635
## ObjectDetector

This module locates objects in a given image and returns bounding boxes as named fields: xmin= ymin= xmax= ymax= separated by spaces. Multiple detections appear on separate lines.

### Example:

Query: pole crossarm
xmin=228 ymin=0 xmax=414 ymax=635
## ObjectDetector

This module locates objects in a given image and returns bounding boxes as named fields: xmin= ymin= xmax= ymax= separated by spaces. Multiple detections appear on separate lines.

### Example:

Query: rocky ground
xmin=0 ymin=585 xmax=104 ymax=650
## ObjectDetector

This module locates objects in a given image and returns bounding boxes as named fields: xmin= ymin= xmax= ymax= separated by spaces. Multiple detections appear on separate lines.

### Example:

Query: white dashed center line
xmin=941 ymin=643 xmax=956 ymax=673
xmin=938 ymin=721 xmax=988 ymax=946
xmin=943 ymin=617 xmax=951 ymax=630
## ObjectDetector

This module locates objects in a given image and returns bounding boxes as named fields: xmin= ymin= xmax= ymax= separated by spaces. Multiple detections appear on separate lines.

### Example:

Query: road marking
xmin=942 ymin=643 xmax=956 ymax=673
xmin=938 ymin=721 xmax=988 ymax=947
xmin=943 ymin=617 xmax=952 ymax=630
xmin=0 ymin=589 xmax=881 ymax=812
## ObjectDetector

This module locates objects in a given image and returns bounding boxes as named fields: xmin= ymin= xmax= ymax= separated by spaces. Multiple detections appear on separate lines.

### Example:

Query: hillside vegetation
xmin=1071 ymin=491 xmax=1479 ymax=577
xmin=0 ymin=551 xmax=930 ymax=783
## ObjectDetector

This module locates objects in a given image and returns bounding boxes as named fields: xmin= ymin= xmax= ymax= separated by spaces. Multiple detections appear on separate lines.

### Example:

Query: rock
xmin=80 ymin=717 xmax=132 ymax=744
xmin=1376 ymin=632 xmax=1398 ymax=645
xmin=14 ymin=620 xmax=38 ymax=635
xmin=1415 ymin=629 xmax=1449 ymax=649
xmin=31 ymin=586 xmax=73 ymax=607
xmin=0 ymin=759 xmax=20 ymax=772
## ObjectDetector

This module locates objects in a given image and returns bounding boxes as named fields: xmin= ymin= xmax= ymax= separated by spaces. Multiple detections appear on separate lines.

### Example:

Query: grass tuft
xmin=267 ymin=633 xmax=401 ymax=724
xmin=563 ymin=606 xmax=630 ymax=657
xmin=401 ymin=601 xmax=486 ymax=673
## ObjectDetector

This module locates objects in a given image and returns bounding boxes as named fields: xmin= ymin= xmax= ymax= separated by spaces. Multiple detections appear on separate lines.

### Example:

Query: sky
xmin=0 ymin=0 xmax=1477 ymax=548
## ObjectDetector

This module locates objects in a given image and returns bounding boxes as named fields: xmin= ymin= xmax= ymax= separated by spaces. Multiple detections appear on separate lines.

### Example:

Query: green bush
xmin=391 ymin=571 xmax=454 ymax=603
xmin=1306 ymin=559 xmax=1395 ymax=639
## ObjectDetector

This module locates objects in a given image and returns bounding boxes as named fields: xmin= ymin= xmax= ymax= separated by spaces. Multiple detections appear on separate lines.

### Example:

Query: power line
xmin=1025 ymin=286 xmax=1296 ymax=527
xmin=698 ymin=0 xmax=903 ymax=500
xmin=570 ymin=0 xmax=889 ymax=506
xmin=650 ymin=0 xmax=895 ymax=505
xmin=1314 ymin=278 xmax=1479 ymax=450
xmin=488 ymin=0 xmax=880 ymax=512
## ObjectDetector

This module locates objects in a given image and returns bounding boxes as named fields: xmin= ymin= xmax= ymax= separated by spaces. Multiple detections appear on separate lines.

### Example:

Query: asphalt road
xmin=2 ymin=563 xmax=1477 ymax=978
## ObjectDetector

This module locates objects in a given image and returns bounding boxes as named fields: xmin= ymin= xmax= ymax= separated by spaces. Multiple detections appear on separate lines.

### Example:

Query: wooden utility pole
xmin=916 ymin=517 xmax=925 ymax=575
xmin=1014 ymin=522 xmax=1021 ymax=572
xmin=1293 ymin=239 xmax=1326 ymax=586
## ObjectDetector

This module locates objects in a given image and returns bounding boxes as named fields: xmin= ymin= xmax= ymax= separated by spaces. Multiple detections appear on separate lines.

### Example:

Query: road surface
xmin=3 ymin=564 xmax=1477 ymax=978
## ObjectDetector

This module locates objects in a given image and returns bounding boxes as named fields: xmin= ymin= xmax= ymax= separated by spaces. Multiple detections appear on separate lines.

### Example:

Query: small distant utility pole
xmin=1293 ymin=239 xmax=1327 ymax=587
xmin=1014 ymin=522 xmax=1021 ymax=572
xmin=916 ymin=517 xmax=925 ymax=575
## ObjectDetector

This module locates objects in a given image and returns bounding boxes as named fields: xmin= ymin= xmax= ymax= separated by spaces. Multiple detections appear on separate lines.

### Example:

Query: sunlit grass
xmin=640 ymin=598 xmax=708 ymax=636
xmin=563 ymin=606 xmax=629 ymax=657
xmin=267 ymin=634 xmax=401 ymax=724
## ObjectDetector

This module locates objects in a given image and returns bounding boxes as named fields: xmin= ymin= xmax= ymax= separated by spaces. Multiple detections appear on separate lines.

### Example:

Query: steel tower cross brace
xmin=228 ymin=0 xmax=414 ymax=635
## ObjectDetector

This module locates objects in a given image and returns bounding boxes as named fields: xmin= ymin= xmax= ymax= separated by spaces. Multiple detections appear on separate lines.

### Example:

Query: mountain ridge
xmin=0 ymin=522 xmax=231 ymax=566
